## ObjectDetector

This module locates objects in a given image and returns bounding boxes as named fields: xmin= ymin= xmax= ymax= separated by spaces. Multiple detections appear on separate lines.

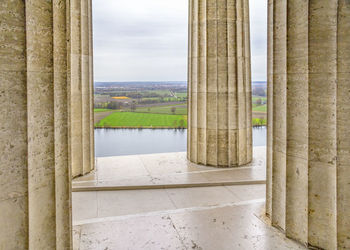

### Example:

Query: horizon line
xmin=94 ymin=80 xmax=267 ymax=83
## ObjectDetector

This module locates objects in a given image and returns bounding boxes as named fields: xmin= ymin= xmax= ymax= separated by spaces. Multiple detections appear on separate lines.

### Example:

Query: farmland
xmin=94 ymin=108 xmax=112 ymax=113
xmin=135 ymin=104 xmax=187 ymax=115
xmin=96 ymin=112 xmax=187 ymax=128
xmin=252 ymin=96 xmax=267 ymax=113
xmin=94 ymin=81 xmax=267 ymax=128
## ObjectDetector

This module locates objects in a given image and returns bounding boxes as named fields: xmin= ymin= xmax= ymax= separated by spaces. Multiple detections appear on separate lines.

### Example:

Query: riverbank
xmin=95 ymin=126 xmax=187 ymax=129
xmin=95 ymin=125 xmax=266 ymax=129
xmin=94 ymin=109 xmax=266 ymax=129
xmin=95 ymin=112 xmax=187 ymax=128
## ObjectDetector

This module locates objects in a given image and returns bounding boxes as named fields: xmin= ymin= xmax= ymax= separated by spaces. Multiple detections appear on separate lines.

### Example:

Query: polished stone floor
xmin=72 ymin=147 xmax=305 ymax=249
xmin=73 ymin=198 xmax=305 ymax=250
xmin=72 ymin=185 xmax=305 ymax=249
xmin=73 ymin=184 xmax=266 ymax=223
xmin=73 ymin=146 xmax=266 ymax=190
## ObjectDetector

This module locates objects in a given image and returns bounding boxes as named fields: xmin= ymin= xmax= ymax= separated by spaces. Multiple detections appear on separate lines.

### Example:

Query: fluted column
xmin=0 ymin=0 xmax=94 ymax=248
xmin=188 ymin=0 xmax=252 ymax=167
xmin=265 ymin=0 xmax=274 ymax=220
xmin=267 ymin=1 xmax=350 ymax=249
xmin=70 ymin=0 xmax=94 ymax=177
xmin=81 ymin=0 xmax=92 ymax=174
xmin=0 ymin=0 xmax=72 ymax=249
xmin=0 ymin=1 xmax=29 ymax=248
xmin=88 ymin=0 xmax=95 ymax=175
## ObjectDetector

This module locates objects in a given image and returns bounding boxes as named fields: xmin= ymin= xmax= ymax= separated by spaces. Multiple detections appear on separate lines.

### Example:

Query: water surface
xmin=95 ymin=127 xmax=266 ymax=157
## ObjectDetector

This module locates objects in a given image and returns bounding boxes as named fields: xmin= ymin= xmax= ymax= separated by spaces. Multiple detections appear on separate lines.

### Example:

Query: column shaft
xmin=70 ymin=0 xmax=83 ymax=177
xmin=88 ymin=0 xmax=95 ymax=173
xmin=70 ymin=0 xmax=94 ymax=177
xmin=285 ymin=0 xmax=308 ymax=243
xmin=337 ymin=1 xmax=350 ymax=248
xmin=266 ymin=0 xmax=273 ymax=218
xmin=0 ymin=0 xmax=94 ymax=248
xmin=308 ymin=1 xmax=338 ymax=247
xmin=81 ymin=0 xmax=91 ymax=174
xmin=271 ymin=0 xmax=287 ymax=230
xmin=26 ymin=0 xmax=57 ymax=247
xmin=0 ymin=1 xmax=28 ymax=248
xmin=268 ymin=1 xmax=350 ymax=249
xmin=53 ymin=0 xmax=72 ymax=248
xmin=188 ymin=0 xmax=252 ymax=167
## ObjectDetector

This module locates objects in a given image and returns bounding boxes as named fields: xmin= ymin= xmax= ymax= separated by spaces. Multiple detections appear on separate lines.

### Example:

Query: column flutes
xmin=188 ymin=0 xmax=252 ymax=167
xmin=267 ymin=1 xmax=350 ymax=249
xmin=0 ymin=0 xmax=94 ymax=248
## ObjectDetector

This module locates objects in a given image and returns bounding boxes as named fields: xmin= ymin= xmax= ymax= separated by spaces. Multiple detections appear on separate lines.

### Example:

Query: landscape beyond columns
xmin=0 ymin=0 xmax=349 ymax=249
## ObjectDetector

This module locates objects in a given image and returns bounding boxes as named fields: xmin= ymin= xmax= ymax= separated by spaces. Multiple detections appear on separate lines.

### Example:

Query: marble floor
xmin=73 ymin=146 xmax=266 ymax=190
xmin=73 ymin=191 xmax=305 ymax=250
xmin=72 ymin=184 xmax=266 ymax=223
xmin=72 ymin=147 xmax=305 ymax=249
xmin=72 ymin=185 xmax=305 ymax=249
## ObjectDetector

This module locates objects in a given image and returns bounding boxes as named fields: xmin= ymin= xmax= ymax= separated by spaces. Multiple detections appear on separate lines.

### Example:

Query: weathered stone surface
xmin=187 ymin=0 xmax=252 ymax=167
xmin=70 ymin=0 xmax=94 ymax=178
xmin=267 ymin=1 xmax=350 ymax=249
xmin=0 ymin=1 xmax=28 ymax=249
xmin=0 ymin=0 xmax=94 ymax=248
xmin=265 ymin=0 xmax=273 ymax=223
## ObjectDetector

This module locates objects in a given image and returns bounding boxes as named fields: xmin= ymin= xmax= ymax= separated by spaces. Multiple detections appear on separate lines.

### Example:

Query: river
xmin=95 ymin=127 xmax=266 ymax=157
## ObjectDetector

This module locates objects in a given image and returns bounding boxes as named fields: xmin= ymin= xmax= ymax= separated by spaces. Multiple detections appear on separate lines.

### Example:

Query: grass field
xmin=252 ymin=105 xmax=267 ymax=112
xmin=252 ymin=96 xmax=267 ymax=102
xmin=135 ymin=105 xmax=187 ymax=115
xmin=252 ymin=96 xmax=267 ymax=113
xmin=164 ymin=97 xmax=181 ymax=102
xmin=253 ymin=118 xmax=266 ymax=126
xmin=94 ymin=94 xmax=267 ymax=128
xmin=149 ymin=90 xmax=172 ymax=96
xmin=94 ymin=108 xmax=112 ymax=113
xmin=96 ymin=112 xmax=187 ymax=128
xmin=141 ymin=97 xmax=161 ymax=101
xmin=175 ymin=92 xmax=187 ymax=98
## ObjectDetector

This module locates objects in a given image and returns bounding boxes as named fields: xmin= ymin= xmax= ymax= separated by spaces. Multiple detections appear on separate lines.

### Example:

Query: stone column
xmin=267 ymin=1 xmax=350 ymax=249
xmin=70 ymin=0 xmax=83 ymax=177
xmin=70 ymin=0 xmax=94 ymax=177
xmin=0 ymin=1 xmax=29 ymax=248
xmin=0 ymin=0 xmax=94 ymax=248
xmin=187 ymin=0 xmax=252 ymax=167
xmin=81 ymin=0 xmax=93 ymax=174
xmin=265 ymin=0 xmax=274 ymax=220
xmin=0 ymin=0 xmax=72 ymax=249
xmin=88 ymin=0 xmax=95 ymax=174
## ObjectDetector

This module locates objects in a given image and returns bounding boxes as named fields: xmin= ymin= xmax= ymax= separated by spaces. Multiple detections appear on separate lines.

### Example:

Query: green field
xmin=96 ymin=112 xmax=187 ymax=128
xmin=253 ymin=118 xmax=266 ymax=126
xmin=135 ymin=105 xmax=187 ymax=115
xmin=252 ymin=96 xmax=267 ymax=113
xmin=149 ymin=90 xmax=172 ymax=96
xmin=94 ymin=108 xmax=112 ymax=113
xmin=175 ymin=92 xmax=187 ymax=98
xmin=252 ymin=105 xmax=267 ymax=112
xmin=252 ymin=96 xmax=267 ymax=102
xmin=141 ymin=97 xmax=161 ymax=101
xmin=163 ymin=97 xmax=181 ymax=102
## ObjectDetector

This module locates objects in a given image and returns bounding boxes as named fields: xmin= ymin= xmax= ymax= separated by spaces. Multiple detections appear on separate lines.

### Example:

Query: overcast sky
xmin=92 ymin=0 xmax=267 ymax=82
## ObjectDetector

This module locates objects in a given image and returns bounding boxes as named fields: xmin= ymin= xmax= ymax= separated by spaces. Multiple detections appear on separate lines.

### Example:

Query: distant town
xmin=94 ymin=81 xmax=266 ymax=128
